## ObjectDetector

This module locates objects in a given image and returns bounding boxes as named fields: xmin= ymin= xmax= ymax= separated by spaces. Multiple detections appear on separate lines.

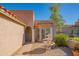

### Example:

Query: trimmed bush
xmin=54 ymin=34 xmax=69 ymax=46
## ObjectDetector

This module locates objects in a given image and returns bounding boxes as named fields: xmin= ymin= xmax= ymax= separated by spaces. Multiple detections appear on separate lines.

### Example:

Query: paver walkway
xmin=13 ymin=42 xmax=73 ymax=56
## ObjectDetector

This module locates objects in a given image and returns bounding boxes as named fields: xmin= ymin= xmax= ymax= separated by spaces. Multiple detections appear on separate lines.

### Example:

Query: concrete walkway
xmin=27 ymin=47 xmax=72 ymax=56
xmin=13 ymin=42 xmax=46 ymax=56
xmin=13 ymin=42 xmax=73 ymax=56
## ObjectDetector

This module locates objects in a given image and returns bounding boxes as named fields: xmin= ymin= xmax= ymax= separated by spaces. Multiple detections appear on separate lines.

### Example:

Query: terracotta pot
xmin=72 ymin=50 xmax=79 ymax=56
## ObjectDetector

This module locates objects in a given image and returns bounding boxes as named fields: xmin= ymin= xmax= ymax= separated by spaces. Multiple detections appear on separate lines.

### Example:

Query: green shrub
xmin=72 ymin=37 xmax=79 ymax=41
xmin=54 ymin=34 xmax=69 ymax=46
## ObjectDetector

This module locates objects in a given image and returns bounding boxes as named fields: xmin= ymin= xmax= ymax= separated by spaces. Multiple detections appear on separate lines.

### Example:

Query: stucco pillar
xmin=32 ymin=28 xmax=35 ymax=43
xmin=39 ymin=28 xmax=42 ymax=41
xmin=44 ymin=28 xmax=46 ymax=39
xmin=50 ymin=27 xmax=53 ymax=41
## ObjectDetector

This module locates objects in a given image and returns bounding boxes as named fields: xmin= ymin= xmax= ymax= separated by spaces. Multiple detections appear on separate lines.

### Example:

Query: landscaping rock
xmin=66 ymin=40 xmax=79 ymax=49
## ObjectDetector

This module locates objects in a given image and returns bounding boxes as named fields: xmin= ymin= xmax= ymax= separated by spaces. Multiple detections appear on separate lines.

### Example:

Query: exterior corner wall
xmin=0 ymin=14 xmax=25 ymax=55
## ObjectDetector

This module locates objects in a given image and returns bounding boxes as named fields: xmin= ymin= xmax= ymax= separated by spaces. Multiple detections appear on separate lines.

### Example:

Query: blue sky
xmin=0 ymin=3 xmax=79 ymax=25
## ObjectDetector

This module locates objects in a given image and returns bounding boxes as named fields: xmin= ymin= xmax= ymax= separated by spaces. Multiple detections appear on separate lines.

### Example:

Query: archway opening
xmin=24 ymin=26 xmax=32 ymax=44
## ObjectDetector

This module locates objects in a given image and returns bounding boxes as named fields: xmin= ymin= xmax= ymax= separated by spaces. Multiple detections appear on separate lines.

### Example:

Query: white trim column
xmin=39 ymin=28 xmax=42 ymax=41
xmin=44 ymin=28 xmax=47 ymax=38
xmin=32 ymin=27 xmax=35 ymax=43
xmin=50 ymin=27 xmax=53 ymax=41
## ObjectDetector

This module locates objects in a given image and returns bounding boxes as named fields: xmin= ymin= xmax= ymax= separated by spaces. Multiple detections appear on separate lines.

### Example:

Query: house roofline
xmin=0 ymin=6 xmax=26 ymax=27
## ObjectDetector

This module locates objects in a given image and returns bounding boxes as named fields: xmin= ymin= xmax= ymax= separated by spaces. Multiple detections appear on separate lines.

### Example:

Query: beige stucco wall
xmin=0 ymin=14 xmax=25 ymax=55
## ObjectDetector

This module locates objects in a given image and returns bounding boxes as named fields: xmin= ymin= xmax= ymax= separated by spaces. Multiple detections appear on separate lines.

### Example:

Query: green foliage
xmin=72 ymin=37 xmax=79 ymax=41
xmin=55 ymin=34 xmax=69 ymax=46
xmin=50 ymin=4 xmax=64 ymax=32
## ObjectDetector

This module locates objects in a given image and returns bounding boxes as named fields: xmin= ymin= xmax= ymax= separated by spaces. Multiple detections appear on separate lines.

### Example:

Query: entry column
xmin=32 ymin=27 xmax=35 ymax=43
xmin=39 ymin=28 xmax=42 ymax=42
xmin=50 ymin=27 xmax=53 ymax=41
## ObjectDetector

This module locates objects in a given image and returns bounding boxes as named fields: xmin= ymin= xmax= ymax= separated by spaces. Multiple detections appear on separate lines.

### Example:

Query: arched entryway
xmin=24 ymin=26 xmax=32 ymax=44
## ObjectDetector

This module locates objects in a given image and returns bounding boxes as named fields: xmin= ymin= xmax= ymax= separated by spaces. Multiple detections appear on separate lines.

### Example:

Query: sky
xmin=0 ymin=3 xmax=79 ymax=25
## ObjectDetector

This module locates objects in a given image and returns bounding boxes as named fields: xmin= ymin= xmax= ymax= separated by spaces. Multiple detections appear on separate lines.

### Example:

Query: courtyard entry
xmin=35 ymin=28 xmax=53 ymax=42
xmin=24 ymin=26 xmax=32 ymax=44
xmin=34 ymin=20 xmax=53 ymax=42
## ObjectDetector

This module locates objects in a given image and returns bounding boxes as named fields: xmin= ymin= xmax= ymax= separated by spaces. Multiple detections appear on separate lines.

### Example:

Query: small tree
xmin=50 ymin=4 xmax=64 ymax=33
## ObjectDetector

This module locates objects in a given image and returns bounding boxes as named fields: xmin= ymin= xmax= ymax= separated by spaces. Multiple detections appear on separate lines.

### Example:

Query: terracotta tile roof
xmin=0 ymin=6 xmax=34 ymax=27
xmin=34 ymin=20 xmax=53 ymax=28
xmin=0 ymin=6 xmax=26 ymax=26
xmin=64 ymin=25 xmax=73 ymax=27
xmin=0 ymin=6 xmax=16 ymax=17
xmin=0 ymin=6 xmax=53 ymax=28
xmin=62 ymin=25 xmax=75 ymax=30
xmin=10 ymin=10 xmax=33 ymax=27
xmin=35 ymin=20 xmax=52 ymax=24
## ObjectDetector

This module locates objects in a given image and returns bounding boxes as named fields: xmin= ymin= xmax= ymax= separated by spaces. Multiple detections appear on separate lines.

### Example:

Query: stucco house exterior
xmin=0 ymin=6 xmax=26 ymax=55
xmin=0 ymin=6 xmax=54 ymax=55
xmin=10 ymin=10 xmax=35 ymax=44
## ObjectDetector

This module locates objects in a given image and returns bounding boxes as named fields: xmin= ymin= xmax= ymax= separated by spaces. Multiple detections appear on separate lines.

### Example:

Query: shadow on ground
xmin=52 ymin=47 xmax=73 ymax=56
xmin=23 ymin=48 xmax=46 ymax=55
xmin=23 ymin=46 xmax=73 ymax=56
